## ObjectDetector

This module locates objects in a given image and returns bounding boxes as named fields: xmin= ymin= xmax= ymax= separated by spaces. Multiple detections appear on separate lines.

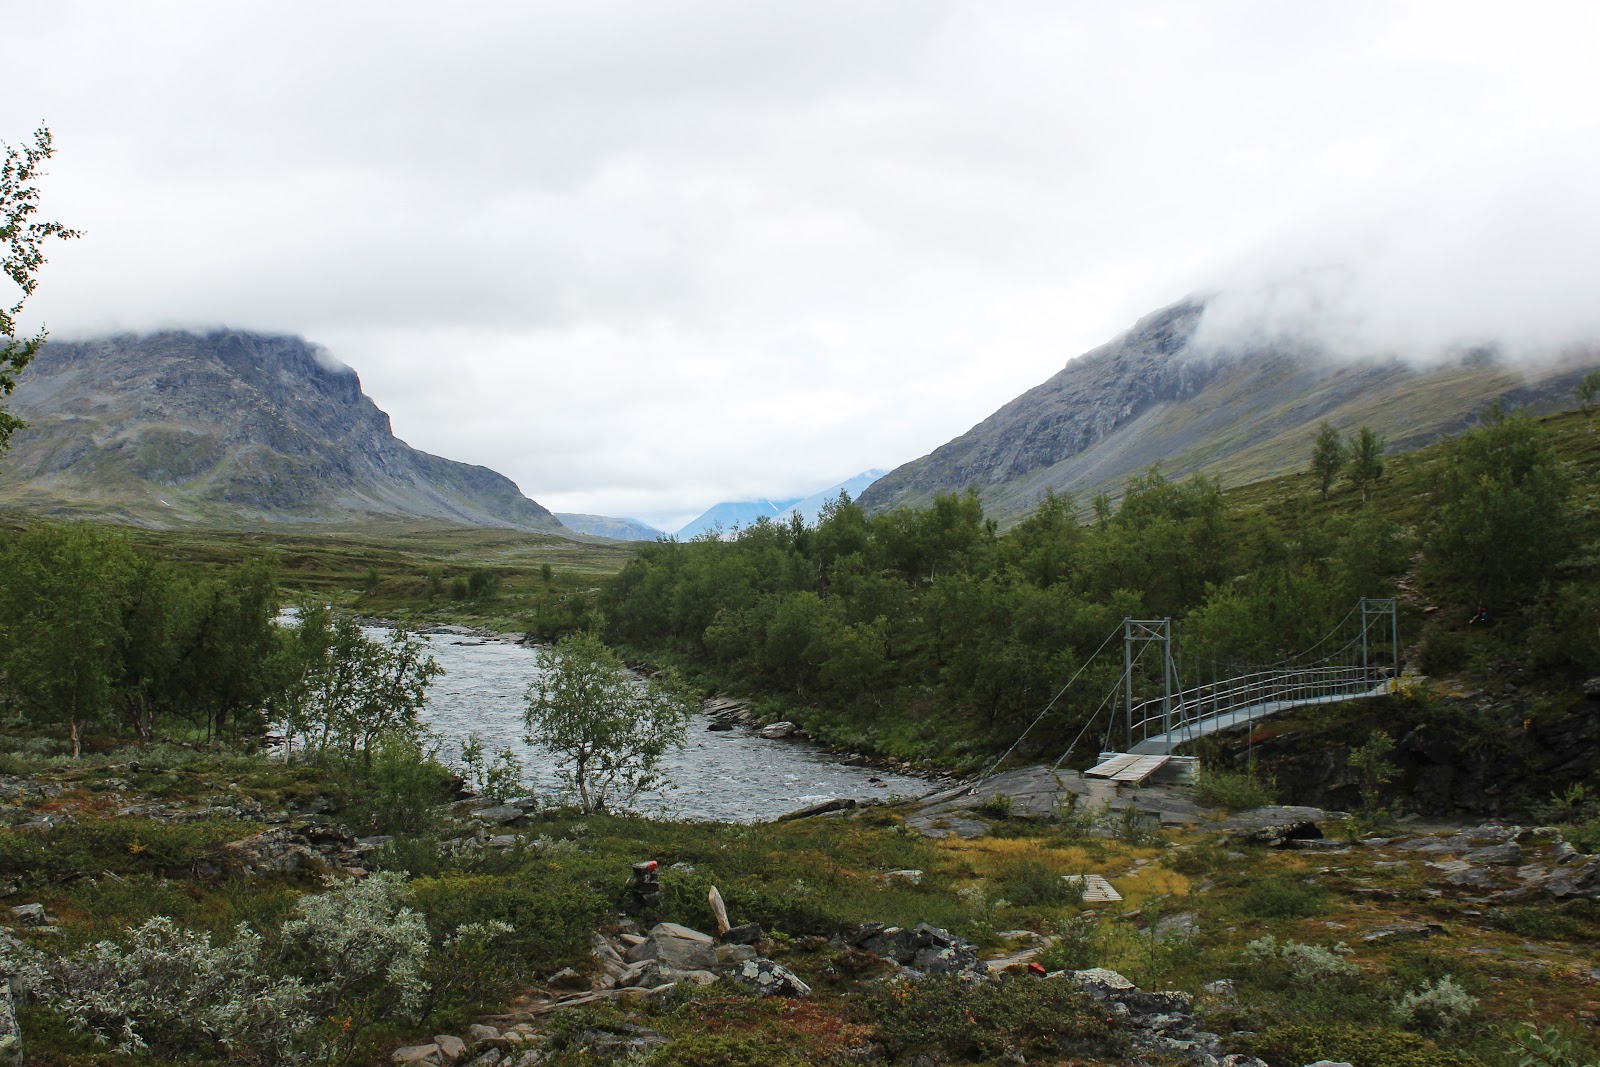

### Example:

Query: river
xmin=382 ymin=627 xmax=936 ymax=822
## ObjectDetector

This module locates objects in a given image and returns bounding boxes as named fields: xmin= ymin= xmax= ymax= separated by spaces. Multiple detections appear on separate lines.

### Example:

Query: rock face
xmin=0 ymin=330 xmax=564 ymax=530
xmin=859 ymin=299 xmax=1599 ymax=523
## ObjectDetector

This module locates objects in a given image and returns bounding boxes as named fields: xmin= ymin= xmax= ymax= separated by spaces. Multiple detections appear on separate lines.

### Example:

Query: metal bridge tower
xmin=1359 ymin=597 xmax=1400 ymax=686
xmin=1123 ymin=618 xmax=1176 ymax=753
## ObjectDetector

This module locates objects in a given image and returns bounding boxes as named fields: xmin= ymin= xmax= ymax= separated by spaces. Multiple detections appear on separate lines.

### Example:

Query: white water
xmin=389 ymin=629 xmax=934 ymax=822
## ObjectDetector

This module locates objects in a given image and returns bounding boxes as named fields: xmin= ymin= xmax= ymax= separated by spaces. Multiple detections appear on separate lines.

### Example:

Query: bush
xmin=873 ymin=973 xmax=1114 ymax=1060
xmin=1393 ymin=975 xmax=1478 ymax=1035
xmin=1037 ymin=913 xmax=1102 ymax=972
xmin=353 ymin=732 xmax=455 ymax=835
xmin=1243 ymin=935 xmax=1357 ymax=981
xmin=280 ymin=871 xmax=432 ymax=1019
xmin=1193 ymin=764 xmax=1277 ymax=810
xmin=975 ymin=793 xmax=1015 ymax=819
xmin=1 ymin=916 xmax=315 ymax=1064
xmin=1237 ymin=876 xmax=1329 ymax=919
xmin=996 ymin=858 xmax=1083 ymax=908
xmin=1247 ymin=1023 xmax=1485 ymax=1067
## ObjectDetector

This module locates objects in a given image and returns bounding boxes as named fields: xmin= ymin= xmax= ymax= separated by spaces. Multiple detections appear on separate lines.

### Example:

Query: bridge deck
xmin=1129 ymin=683 xmax=1391 ymax=755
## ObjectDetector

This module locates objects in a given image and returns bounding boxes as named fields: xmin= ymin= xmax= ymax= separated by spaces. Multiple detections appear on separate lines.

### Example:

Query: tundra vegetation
xmin=1 ymin=412 xmax=1599 ymax=1065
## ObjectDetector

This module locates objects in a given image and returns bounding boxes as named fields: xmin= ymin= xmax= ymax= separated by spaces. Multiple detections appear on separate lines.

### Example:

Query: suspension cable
xmin=973 ymin=624 xmax=1123 ymax=785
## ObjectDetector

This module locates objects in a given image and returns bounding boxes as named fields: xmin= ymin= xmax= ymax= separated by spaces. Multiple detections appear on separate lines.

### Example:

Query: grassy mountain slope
xmin=861 ymin=300 xmax=1600 ymax=523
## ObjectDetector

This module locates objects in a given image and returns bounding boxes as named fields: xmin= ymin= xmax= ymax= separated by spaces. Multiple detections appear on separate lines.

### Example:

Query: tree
xmin=523 ymin=631 xmax=694 ymax=813
xmin=1345 ymin=426 xmax=1386 ymax=501
xmin=1309 ymin=421 xmax=1346 ymax=499
xmin=1577 ymin=371 xmax=1600 ymax=432
xmin=2 ymin=126 xmax=81 ymax=451
xmin=1423 ymin=408 xmax=1573 ymax=605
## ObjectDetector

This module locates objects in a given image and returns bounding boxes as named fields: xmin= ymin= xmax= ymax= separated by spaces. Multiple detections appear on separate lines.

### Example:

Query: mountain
xmin=0 ymin=330 xmax=564 ymax=530
xmin=674 ymin=497 xmax=802 ymax=540
xmin=673 ymin=470 xmax=887 ymax=539
xmin=859 ymin=300 xmax=1600 ymax=523
xmin=555 ymin=513 xmax=665 ymax=541
xmin=785 ymin=469 xmax=887 ymax=525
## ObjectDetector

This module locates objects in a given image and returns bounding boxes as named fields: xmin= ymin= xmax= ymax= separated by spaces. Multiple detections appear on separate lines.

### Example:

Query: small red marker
xmin=1028 ymin=962 xmax=1047 ymax=976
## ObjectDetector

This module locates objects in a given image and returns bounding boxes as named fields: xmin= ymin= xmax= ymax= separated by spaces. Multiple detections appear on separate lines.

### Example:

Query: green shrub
xmin=873 ymin=973 xmax=1114 ymax=1061
xmin=1485 ymin=907 xmax=1584 ymax=939
xmin=1246 ymin=1023 xmax=1485 ymax=1067
xmin=1037 ymin=913 xmax=1102 ymax=972
xmin=1194 ymin=764 xmax=1277 ymax=810
xmin=1393 ymin=975 xmax=1478 ymax=1035
xmin=647 ymin=1032 xmax=806 ymax=1067
xmin=975 ymin=793 xmax=1014 ymax=819
xmin=1237 ymin=875 xmax=1329 ymax=919
xmin=1418 ymin=627 xmax=1475 ymax=675
xmin=351 ymin=732 xmax=455 ymax=835
xmin=996 ymin=858 xmax=1083 ymax=908
xmin=1243 ymin=935 xmax=1357 ymax=981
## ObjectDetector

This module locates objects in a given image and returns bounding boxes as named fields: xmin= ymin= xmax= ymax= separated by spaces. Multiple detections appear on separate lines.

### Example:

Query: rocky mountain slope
xmin=0 ymin=330 xmax=563 ymax=530
xmin=860 ymin=300 xmax=1600 ymax=523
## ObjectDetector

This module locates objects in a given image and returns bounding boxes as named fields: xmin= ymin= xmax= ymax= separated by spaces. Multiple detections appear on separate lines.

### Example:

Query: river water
xmin=383 ymin=628 xmax=935 ymax=822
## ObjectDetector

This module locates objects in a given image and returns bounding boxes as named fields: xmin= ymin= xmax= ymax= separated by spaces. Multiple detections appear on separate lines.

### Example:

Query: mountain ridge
xmin=0 ymin=330 xmax=564 ymax=531
xmin=859 ymin=300 xmax=1600 ymax=522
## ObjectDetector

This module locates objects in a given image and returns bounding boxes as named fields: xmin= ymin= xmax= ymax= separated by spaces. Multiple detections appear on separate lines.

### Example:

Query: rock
xmin=434 ymin=1035 xmax=467 ymax=1062
xmin=1544 ymin=858 xmax=1600 ymax=901
xmin=722 ymin=922 xmax=762 ymax=945
xmin=470 ymin=806 xmax=526 ymax=826
xmin=716 ymin=944 xmax=758 ymax=966
xmin=1153 ymin=911 xmax=1198 ymax=942
xmin=759 ymin=722 xmax=798 ymax=739
xmin=1062 ymin=968 xmax=1138 ymax=994
xmin=1218 ymin=807 xmax=1327 ymax=847
xmin=1361 ymin=923 xmax=1446 ymax=944
xmin=861 ymin=927 xmax=919 ymax=964
xmin=1 ymin=975 xmax=22 ymax=1067
xmin=7 ymin=905 xmax=45 ymax=927
xmin=546 ymin=967 xmax=587 ymax=990
xmin=1582 ymin=675 xmax=1600 ymax=699
xmin=730 ymin=958 xmax=812 ymax=996
xmin=1445 ymin=867 xmax=1500 ymax=889
xmin=465 ymin=1051 xmax=503 ymax=1067
xmin=707 ymin=721 xmax=735 ymax=732
xmin=1466 ymin=841 xmax=1522 ymax=865
xmin=486 ymin=835 xmax=519 ymax=849
xmin=878 ymin=869 xmax=922 ymax=885
xmin=777 ymin=797 xmax=857 ymax=821
xmin=465 ymin=1024 xmax=502 ymax=1046
xmin=392 ymin=1044 xmax=442 ymax=1065
xmin=641 ymin=923 xmax=717 ymax=971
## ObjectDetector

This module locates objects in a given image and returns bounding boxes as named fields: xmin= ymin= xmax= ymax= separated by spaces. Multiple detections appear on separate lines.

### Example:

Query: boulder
xmin=464 ymin=1053 xmax=502 ymax=1067
xmin=1360 ymin=922 xmax=1446 ymax=944
xmin=759 ymin=722 xmax=798 ymax=739
xmin=7 ymin=905 xmax=44 ymax=927
xmin=469 ymin=806 xmax=526 ymax=827
xmin=861 ymin=927 xmax=919 ymax=964
xmin=1544 ymin=857 xmax=1600 ymax=902
xmin=1465 ymin=841 xmax=1522 ymax=865
xmin=391 ymin=1044 xmax=441 ymax=1065
xmin=729 ymin=958 xmax=812 ymax=996
xmin=1218 ymin=807 xmax=1328 ymax=847
xmin=464 ymin=1024 xmax=501 ymax=1046
xmin=1 ymin=975 xmax=22 ymax=1067
xmin=716 ymin=944 xmax=758 ymax=967
xmin=641 ymin=923 xmax=717 ymax=971
xmin=722 ymin=922 xmax=762 ymax=945
xmin=433 ymin=1035 xmax=466 ymax=1062
xmin=777 ymin=798 xmax=857 ymax=821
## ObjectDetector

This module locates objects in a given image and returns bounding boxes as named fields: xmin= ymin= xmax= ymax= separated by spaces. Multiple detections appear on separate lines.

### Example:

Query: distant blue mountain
xmin=673 ymin=470 xmax=886 ymax=540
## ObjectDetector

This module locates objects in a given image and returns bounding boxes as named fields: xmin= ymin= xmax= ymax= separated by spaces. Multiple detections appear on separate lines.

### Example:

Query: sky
xmin=7 ymin=2 xmax=1600 ymax=531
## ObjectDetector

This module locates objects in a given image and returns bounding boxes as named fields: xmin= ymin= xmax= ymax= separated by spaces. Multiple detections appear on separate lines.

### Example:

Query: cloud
xmin=8 ymin=2 xmax=1600 ymax=520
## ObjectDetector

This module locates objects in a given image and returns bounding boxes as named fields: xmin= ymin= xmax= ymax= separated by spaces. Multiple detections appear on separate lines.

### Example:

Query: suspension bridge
xmin=984 ymin=598 xmax=1401 ymax=786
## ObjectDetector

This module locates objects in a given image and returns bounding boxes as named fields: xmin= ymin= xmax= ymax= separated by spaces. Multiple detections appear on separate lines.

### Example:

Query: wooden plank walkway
xmin=1085 ymin=753 xmax=1170 ymax=783
xmin=1064 ymin=873 xmax=1122 ymax=902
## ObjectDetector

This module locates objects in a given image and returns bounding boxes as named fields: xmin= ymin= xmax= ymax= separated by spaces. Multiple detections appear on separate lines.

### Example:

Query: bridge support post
xmin=1122 ymin=618 xmax=1173 ymax=751
xmin=1360 ymin=597 xmax=1399 ymax=687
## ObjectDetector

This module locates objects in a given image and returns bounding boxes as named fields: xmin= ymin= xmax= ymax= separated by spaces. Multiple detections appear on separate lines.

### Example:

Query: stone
xmin=642 ymin=923 xmax=717 ymax=971
xmin=730 ymin=958 xmax=812 ymax=996
xmin=486 ymin=835 xmax=519 ymax=849
xmin=862 ymin=927 xmax=919 ymax=964
xmin=716 ymin=944 xmax=758 ymax=966
xmin=1 ymin=976 xmax=22 ymax=1067
xmin=434 ymin=1035 xmax=467 ymax=1062
xmin=1544 ymin=858 xmax=1600 ymax=901
xmin=777 ymin=797 xmax=857 ymax=821
xmin=546 ymin=967 xmax=587 ymax=990
xmin=722 ymin=922 xmax=762 ymax=945
xmin=465 ymin=1024 xmax=502 ymax=1046
xmin=1153 ymin=911 xmax=1198 ymax=942
xmin=759 ymin=721 xmax=798 ymax=739
xmin=1217 ymin=807 xmax=1327 ymax=847
xmin=7 ymin=905 xmax=44 ymax=926
xmin=465 ymin=1052 xmax=503 ymax=1067
xmin=1361 ymin=922 xmax=1446 ymax=944
xmin=470 ymin=806 xmax=526 ymax=826
xmin=392 ymin=1044 xmax=442 ymax=1065
xmin=1063 ymin=968 xmax=1138 ymax=994
xmin=878 ymin=869 xmax=922 ymax=885
xmin=1466 ymin=841 xmax=1522 ymax=866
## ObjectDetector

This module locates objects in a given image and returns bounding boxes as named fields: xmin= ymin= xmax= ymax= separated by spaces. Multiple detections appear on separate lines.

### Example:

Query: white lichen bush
xmin=1 ymin=917 xmax=314 ymax=1064
xmin=1243 ymin=935 xmax=1358 ymax=980
xmin=280 ymin=870 xmax=432 ymax=1017
xmin=1393 ymin=974 xmax=1478 ymax=1034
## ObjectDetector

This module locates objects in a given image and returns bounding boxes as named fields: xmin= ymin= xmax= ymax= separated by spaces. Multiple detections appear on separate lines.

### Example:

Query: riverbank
xmin=3 ymin=739 xmax=1597 ymax=1067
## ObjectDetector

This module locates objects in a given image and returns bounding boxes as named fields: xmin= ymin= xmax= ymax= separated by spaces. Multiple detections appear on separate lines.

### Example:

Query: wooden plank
xmin=1110 ymin=754 xmax=1169 ymax=783
xmin=1064 ymin=873 xmax=1122 ymax=902
xmin=1085 ymin=753 xmax=1142 ymax=778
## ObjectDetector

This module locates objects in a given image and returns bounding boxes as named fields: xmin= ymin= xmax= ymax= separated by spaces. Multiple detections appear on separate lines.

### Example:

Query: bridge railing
xmin=1128 ymin=663 xmax=1392 ymax=749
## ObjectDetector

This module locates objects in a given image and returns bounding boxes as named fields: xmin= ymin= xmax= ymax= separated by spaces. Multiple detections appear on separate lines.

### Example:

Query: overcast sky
xmin=7 ymin=2 xmax=1600 ymax=530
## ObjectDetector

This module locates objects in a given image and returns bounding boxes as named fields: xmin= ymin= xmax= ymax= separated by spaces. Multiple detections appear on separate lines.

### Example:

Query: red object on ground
xmin=644 ymin=860 xmax=658 ymax=872
xmin=1028 ymin=962 xmax=1047 ymax=976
